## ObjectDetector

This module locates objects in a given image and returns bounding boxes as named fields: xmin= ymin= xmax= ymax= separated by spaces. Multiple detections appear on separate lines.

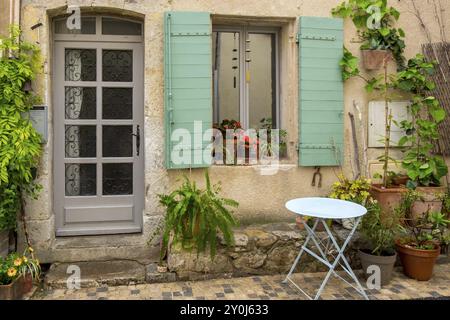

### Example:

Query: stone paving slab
xmin=32 ymin=263 xmax=450 ymax=300
xmin=44 ymin=260 xmax=146 ymax=288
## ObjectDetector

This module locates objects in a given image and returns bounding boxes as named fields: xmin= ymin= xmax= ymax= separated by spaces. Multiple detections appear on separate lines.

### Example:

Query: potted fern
xmin=158 ymin=171 xmax=239 ymax=260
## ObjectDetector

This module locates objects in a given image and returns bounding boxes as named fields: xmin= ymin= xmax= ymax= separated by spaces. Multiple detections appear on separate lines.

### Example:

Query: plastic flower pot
xmin=395 ymin=240 xmax=441 ymax=281
xmin=358 ymin=249 xmax=397 ymax=286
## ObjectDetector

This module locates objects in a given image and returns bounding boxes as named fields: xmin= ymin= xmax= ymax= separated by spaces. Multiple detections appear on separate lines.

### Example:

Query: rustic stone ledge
xmin=167 ymin=222 xmax=366 ymax=281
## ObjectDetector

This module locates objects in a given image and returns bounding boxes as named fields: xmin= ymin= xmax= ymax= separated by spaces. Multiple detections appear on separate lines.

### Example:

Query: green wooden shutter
xmin=298 ymin=17 xmax=344 ymax=166
xmin=164 ymin=12 xmax=212 ymax=169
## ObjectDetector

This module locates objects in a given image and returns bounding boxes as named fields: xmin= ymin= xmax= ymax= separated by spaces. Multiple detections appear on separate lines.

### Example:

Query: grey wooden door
xmin=53 ymin=38 xmax=144 ymax=236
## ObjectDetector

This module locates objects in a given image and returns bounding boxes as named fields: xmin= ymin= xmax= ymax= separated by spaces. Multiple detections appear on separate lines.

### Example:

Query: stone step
xmin=44 ymin=260 xmax=176 ymax=289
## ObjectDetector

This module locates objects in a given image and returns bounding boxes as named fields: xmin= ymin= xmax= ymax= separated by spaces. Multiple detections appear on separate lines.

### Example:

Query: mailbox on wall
xmin=25 ymin=105 xmax=48 ymax=143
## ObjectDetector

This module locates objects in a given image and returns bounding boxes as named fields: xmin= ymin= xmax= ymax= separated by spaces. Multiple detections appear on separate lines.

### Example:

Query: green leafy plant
xmin=258 ymin=118 xmax=287 ymax=158
xmin=332 ymin=0 xmax=406 ymax=68
xmin=441 ymin=190 xmax=450 ymax=215
xmin=329 ymin=174 xmax=372 ymax=205
xmin=361 ymin=201 xmax=403 ymax=255
xmin=158 ymin=171 xmax=239 ymax=260
xmin=399 ymin=211 xmax=450 ymax=250
xmin=395 ymin=55 xmax=448 ymax=187
xmin=340 ymin=47 xmax=360 ymax=81
xmin=0 ymin=26 xmax=42 ymax=232
xmin=0 ymin=247 xmax=40 ymax=285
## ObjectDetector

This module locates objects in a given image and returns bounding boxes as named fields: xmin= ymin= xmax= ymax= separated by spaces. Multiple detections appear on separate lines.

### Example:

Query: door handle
xmin=132 ymin=125 xmax=140 ymax=156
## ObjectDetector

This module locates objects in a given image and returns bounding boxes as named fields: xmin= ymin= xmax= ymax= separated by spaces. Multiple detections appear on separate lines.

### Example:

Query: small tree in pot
xmin=396 ymin=55 xmax=448 ymax=218
xmin=396 ymin=210 xmax=449 ymax=281
xmin=359 ymin=201 xmax=403 ymax=286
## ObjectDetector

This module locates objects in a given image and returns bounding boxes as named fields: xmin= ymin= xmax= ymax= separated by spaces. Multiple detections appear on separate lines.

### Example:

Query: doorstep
xmin=44 ymin=260 xmax=176 ymax=289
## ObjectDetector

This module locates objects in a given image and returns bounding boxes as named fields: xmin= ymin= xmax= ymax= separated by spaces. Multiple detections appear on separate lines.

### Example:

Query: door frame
xmin=52 ymin=16 xmax=145 ymax=236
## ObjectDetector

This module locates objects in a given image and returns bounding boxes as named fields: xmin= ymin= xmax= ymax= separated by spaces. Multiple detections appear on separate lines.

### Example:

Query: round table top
xmin=285 ymin=197 xmax=367 ymax=219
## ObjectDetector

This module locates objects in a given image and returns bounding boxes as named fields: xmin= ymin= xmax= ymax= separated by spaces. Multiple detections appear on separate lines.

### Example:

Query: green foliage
xmin=395 ymin=55 xmax=448 ymax=186
xmin=340 ymin=47 xmax=360 ymax=81
xmin=329 ymin=174 xmax=372 ymax=205
xmin=361 ymin=201 xmax=402 ymax=255
xmin=158 ymin=171 xmax=239 ymax=260
xmin=0 ymin=26 xmax=43 ymax=231
xmin=441 ymin=190 xmax=450 ymax=215
xmin=399 ymin=210 xmax=450 ymax=250
xmin=332 ymin=0 xmax=405 ymax=69
xmin=0 ymin=247 xmax=40 ymax=285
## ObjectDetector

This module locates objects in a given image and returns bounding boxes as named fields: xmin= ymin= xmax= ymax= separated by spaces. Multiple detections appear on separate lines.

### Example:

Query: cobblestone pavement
xmin=31 ymin=264 xmax=450 ymax=300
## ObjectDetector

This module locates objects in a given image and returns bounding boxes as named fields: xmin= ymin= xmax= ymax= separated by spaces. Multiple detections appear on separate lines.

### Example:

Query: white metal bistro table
xmin=283 ymin=197 xmax=369 ymax=300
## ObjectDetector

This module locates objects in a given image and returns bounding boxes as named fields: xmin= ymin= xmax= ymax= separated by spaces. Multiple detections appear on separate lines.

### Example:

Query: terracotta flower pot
xmin=361 ymin=49 xmax=391 ymax=70
xmin=395 ymin=240 xmax=441 ymax=281
xmin=358 ymin=250 xmax=397 ymax=286
xmin=409 ymin=186 xmax=446 ymax=223
xmin=0 ymin=276 xmax=26 ymax=300
xmin=370 ymin=184 xmax=408 ymax=220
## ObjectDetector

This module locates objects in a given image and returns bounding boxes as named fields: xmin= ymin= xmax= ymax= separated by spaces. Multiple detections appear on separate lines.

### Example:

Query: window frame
xmin=212 ymin=25 xmax=280 ymax=129
xmin=53 ymin=15 xmax=144 ymax=43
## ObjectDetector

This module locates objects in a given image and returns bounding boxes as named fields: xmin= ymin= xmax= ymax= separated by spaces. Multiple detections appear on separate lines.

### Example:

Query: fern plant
xmin=158 ymin=171 xmax=239 ymax=260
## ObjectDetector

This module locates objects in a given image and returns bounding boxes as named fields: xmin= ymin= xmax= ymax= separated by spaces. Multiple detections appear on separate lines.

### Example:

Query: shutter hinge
xmin=300 ymin=144 xmax=334 ymax=150
xmin=295 ymin=33 xmax=299 ymax=43
xmin=299 ymin=34 xmax=336 ymax=41
xmin=171 ymin=32 xmax=211 ymax=36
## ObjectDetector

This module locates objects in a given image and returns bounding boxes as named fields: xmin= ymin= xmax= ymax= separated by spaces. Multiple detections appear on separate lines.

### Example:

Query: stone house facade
xmin=0 ymin=0 xmax=448 ymax=264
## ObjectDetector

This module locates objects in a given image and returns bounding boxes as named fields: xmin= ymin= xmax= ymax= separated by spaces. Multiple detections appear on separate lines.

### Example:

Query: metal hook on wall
xmin=311 ymin=166 xmax=322 ymax=188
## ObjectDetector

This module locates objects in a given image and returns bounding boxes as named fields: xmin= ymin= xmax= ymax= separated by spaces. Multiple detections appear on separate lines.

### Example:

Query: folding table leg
xmin=322 ymin=217 xmax=369 ymax=300
xmin=284 ymin=216 xmax=369 ymax=300
xmin=283 ymin=218 xmax=319 ymax=284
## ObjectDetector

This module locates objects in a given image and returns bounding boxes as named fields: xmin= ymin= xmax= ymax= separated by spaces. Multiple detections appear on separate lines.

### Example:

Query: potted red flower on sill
xmin=0 ymin=248 xmax=41 ymax=300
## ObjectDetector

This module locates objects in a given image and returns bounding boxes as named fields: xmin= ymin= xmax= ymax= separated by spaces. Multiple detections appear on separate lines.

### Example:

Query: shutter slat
xmin=165 ymin=11 xmax=212 ymax=169
xmin=298 ymin=16 xmax=344 ymax=167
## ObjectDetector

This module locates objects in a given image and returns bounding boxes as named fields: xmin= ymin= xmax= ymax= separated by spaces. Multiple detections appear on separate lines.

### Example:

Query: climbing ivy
xmin=0 ymin=26 xmax=42 ymax=231
xmin=332 ymin=0 xmax=406 ymax=69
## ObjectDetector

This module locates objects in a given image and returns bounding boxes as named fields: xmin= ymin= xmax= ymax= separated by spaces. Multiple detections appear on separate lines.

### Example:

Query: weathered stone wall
xmin=167 ymin=223 xmax=366 ymax=281
xmin=16 ymin=0 xmax=450 ymax=263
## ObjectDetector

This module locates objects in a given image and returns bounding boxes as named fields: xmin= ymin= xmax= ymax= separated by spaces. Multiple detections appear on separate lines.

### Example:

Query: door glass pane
xmin=102 ymin=50 xmax=133 ymax=82
xmin=103 ymin=88 xmax=133 ymax=119
xmin=102 ymin=126 xmax=132 ymax=157
xmin=102 ymin=18 xmax=142 ymax=35
xmin=65 ymin=87 xmax=96 ymax=119
xmin=65 ymin=125 xmax=96 ymax=158
xmin=65 ymin=163 xmax=96 ymax=196
xmin=213 ymin=31 xmax=240 ymax=125
xmin=103 ymin=163 xmax=133 ymax=195
xmin=55 ymin=17 xmax=96 ymax=34
xmin=65 ymin=49 xmax=96 ymax=81
xmin=248 ymin=33 xmax=276 ymax=129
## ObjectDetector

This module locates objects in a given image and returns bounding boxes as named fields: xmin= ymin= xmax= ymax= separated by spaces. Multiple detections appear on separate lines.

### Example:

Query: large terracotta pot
xmin=0 ymin=276 xmax=28 ymax=300
xmin=361 ymin=49 xmax=391 ymax=70
xmin=370 ymin=184 xmax=407 ymax=219
xmin=358 ymin=250 xmax=397 ymax=286
xmin=409 ymin=186 xmax=447 ymax=222
xmin=395 ymin=240 xmax=441 ymax=281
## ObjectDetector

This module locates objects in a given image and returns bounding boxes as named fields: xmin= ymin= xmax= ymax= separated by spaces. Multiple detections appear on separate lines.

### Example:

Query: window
xmin=213 ymin=26 xmax=279 ymax=130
